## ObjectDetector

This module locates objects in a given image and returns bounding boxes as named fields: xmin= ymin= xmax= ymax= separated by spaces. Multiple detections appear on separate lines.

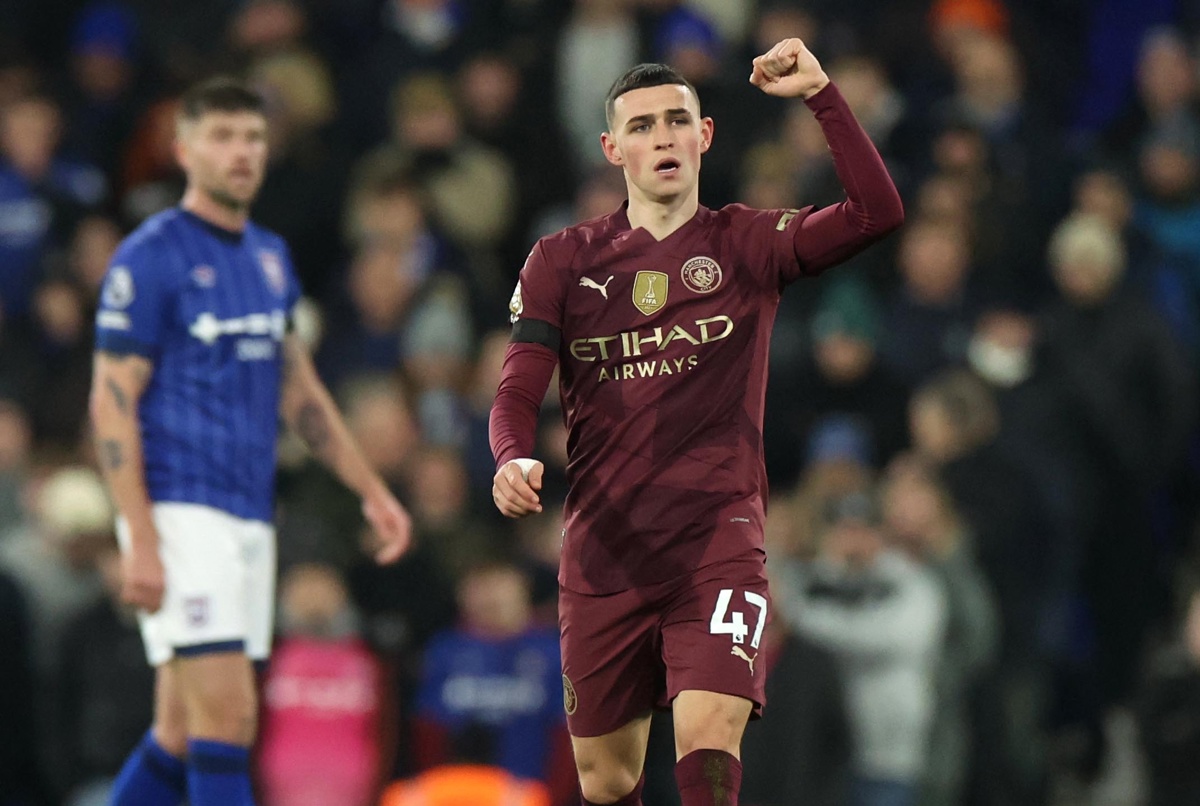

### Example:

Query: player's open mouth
xmin=654 ymin=158 xmax=681 ymax=175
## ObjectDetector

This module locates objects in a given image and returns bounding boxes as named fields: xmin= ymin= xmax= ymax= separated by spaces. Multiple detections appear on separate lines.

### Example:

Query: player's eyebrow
xmin=624 ymin=108 xmax=693 ymax=130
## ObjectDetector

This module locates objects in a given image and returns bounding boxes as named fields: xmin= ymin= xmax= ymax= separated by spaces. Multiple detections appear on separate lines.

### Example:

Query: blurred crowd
xmin=3 ymin=1 xmax=1200 ymax=805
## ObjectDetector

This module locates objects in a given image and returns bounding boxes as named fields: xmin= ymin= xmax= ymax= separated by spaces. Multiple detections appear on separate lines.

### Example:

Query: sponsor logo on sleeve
xmin=776 ymin=208 xmax=800 ymax=231
xmin=96 ymin=311 xmax=131 ymax=330
xmin=102 ymin=266 xmax=135 ymax=308
xmin=680 ymin=256 xmax=722 ymax=294
xmin=508 ymin=281 xmax=524 ymax=323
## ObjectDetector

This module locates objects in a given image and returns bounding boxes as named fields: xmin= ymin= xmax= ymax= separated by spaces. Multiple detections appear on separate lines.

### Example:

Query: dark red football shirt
xmin=492 ymin=83 xmax=903 ymax=594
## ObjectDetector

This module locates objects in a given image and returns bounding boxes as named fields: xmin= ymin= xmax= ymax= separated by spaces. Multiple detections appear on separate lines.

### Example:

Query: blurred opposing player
xmin=90 ymin=77 xmax=412 ymax=806
xmin=490 ymin=39 xmax=904 ymax=806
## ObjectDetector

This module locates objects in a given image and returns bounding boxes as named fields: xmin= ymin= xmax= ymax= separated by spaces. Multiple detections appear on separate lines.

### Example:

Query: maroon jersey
xmin=492 ymin=83 xmax=903 ymax=595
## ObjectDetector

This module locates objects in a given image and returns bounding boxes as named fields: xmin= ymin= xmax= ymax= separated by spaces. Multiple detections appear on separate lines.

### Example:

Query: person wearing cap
xmin=777 ymin=486 xmax=946 ymax=806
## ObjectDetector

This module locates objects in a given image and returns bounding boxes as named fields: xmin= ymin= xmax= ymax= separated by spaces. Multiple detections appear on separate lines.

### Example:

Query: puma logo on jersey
xmin=579 ymin=275 xmax=614 ymax=299
xmin=731 ymin=645 xmax=758 ymax=675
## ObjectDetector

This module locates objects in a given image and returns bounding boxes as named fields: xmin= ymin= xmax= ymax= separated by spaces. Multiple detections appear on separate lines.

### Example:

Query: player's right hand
xmin=120 ymin=543 xmax=166 ymax=613
xmin=493 ymin=459 xmax=544 ymax=518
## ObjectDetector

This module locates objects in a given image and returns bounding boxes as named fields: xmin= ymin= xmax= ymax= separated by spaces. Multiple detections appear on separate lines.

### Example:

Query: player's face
xmin=601 ymin=84 xmax=713 ymax=204
xmin=176 ymin=111 xmax=268 ymax=211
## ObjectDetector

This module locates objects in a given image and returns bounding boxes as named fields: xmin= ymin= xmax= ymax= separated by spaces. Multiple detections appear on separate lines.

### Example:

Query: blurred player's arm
xmin=89 ymin=350 xmax=162 ymax=611
xmin=280 ymin=334 xmax=411 ymax=563
xmin=488 ymin=335 xmax=557 ymax=518
xmin=752 ymin=38 xmax=904 ymax=275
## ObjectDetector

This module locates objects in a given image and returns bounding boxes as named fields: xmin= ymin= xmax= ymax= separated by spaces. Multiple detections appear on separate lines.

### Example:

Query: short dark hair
xmin=605 ymin=63 xmax=699 ymax=128
xmin=178 ymin=76 xmax=265 ymax=124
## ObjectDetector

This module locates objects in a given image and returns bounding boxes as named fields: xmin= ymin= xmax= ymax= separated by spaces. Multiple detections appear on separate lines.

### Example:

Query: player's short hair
xmin=177 ymin=76 xmax=266 ymax=125
xmin=605 ymin=63 xmax=699 ymax=128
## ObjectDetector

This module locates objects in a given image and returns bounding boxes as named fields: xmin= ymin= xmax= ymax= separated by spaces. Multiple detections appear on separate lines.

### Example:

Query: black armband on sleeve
xmin=511 ymin=318 xmax=561 ymax=352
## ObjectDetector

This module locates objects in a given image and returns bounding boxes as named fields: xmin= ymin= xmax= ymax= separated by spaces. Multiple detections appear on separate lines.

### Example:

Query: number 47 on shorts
xmin=709 ymin=588 xmax=768 ymax=650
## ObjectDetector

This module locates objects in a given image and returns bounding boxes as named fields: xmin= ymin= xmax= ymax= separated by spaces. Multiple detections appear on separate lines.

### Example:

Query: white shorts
xmin=117 ymin=502 xmax=276 ymax=666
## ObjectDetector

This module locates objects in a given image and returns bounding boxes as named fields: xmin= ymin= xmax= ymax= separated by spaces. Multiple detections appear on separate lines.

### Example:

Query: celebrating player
xmin=90 ymin=78 xmax=411 ymax=806
xmin=490 ymin=38 xmax=904 ymax=806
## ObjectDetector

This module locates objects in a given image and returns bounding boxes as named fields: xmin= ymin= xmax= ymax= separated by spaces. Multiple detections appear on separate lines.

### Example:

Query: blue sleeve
xmin=279 ymin=239 xmax=303 ymax=316
xmin=94 ymin=236 xmax=176 ymax=357
xmin=415 ymin=634 xmax=452 ymax=719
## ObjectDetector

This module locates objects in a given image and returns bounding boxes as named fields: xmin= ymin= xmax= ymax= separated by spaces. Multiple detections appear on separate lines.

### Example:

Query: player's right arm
xmin=89 ymin=240 xmax=174 ymax=612
xmin=488 ymin=240 xmax=566 ymax=518
xmin=89 ymin=350 xmax=161 ymax=611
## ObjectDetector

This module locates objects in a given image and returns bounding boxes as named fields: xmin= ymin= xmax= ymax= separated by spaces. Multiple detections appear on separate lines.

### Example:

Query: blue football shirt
xmin=94 ymin=208 xmax=301 ymax=522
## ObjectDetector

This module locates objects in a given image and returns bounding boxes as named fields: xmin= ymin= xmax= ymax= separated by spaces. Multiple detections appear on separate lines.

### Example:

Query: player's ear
xmin=600 ymin=131 xmax=624 ymax=167
xmin=699 ymin=117 xmax=714 ymax=154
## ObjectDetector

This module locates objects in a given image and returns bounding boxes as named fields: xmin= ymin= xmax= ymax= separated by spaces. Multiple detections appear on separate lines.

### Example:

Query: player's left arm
xmin=279 ymin=333 xmax=411 ymax=563
xmin=752 ymin=37 xmax=905 ymax=277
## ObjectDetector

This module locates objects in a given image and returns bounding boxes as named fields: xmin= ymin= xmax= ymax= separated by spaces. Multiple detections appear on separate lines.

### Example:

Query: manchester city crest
xmin=680 ymin=256 xmax=722 ymax=294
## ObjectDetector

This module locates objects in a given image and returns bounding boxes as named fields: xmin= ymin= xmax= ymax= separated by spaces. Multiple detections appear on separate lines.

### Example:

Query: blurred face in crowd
xmin=346 ymin=383 xmax=417 ymax=480
xmin=0 ymin=402 xmax=32 ymax=472
xmin=348 ymin=244 xmax=419 ymax=330
xmin=602 ymin=83 xmax=712 ymax=207
xmin=175 ymin=109 xmax=269 ymax=211
xmin=899 ymin=221 xmax=970 ymax=305
xmin=1137 ymin=32 xmax=1195 ymax=116
xmin=909 ymin=396 xmax=959 ymax=463
xmin=815 ymin=332 xmax=875 ymax=385
xmin=822 ymin=518 xmax=884 ymax=570
xmin=458 ymin=565 xmax=532 ymax=638
xmin=1140 ymin=142 xmax=1198 ymax=202
xmin=1052 ymin=248 xmax=1122 ymax=307
xmin=409 ymin=449 xmax=467 ymax=527
xmin=70 ymin=216 xmax=123 ymax=294
xmin=0 ymin=97 xmax=61 ymax=178
xmin=1074 ymin=170 xmax=1133 ymax=229
xmin=33 ymin=281 xmax=86 ymax=346
xmin=279 ymin=563 xmax=352 ymax=638
xmin=459 ymin=54 xmax=521 ymax=132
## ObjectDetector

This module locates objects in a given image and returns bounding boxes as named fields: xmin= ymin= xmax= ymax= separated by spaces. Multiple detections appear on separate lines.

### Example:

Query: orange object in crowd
xmin=379 ymin=764 xmax=552 ymax=806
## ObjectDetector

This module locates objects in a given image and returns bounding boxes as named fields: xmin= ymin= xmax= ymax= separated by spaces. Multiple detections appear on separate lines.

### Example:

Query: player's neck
xmin=626 ymin=190 xmax=698 ymax=242
xmin=181 ymin=187 xmax=250 ymax=233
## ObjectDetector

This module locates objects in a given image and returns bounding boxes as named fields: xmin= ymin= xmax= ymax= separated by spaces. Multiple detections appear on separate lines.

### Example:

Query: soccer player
xmin=489 ymin=38 xmax=904 ymax=806
xmin=89 ymin=78 xmax=412 ymax=806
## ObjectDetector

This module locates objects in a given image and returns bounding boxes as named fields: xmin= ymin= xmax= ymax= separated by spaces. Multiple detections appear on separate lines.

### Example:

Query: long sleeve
xmin=793 ymin=83 xmax=905 ymax=275
xmin=488 ymin=341 xmax=558 ymax=469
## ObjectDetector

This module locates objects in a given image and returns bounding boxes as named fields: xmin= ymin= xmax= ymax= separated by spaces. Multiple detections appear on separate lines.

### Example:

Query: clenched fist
xmin=750 ymin=38 xmax=829 ymax=100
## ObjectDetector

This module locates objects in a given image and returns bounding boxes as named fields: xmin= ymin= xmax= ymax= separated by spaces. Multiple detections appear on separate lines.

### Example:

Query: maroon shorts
xmin=558 ymin=551 xmax=770 ymax=737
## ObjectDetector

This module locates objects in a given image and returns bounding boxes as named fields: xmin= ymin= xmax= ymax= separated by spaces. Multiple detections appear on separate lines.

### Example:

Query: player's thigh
xmin=151 ymin=662 xmax=188 ymax=756
xmin=661 ymin=553 xmax=770 ymax=723
xmin=238 ymin=518 xmax=276 ymax=662
xmin=118 ymin=503 xmax=252 ymax=665
xmin=172 ymin=650 xmax=258 ymax=741
xmin=559 ymin=584 xmax=664 ymax=738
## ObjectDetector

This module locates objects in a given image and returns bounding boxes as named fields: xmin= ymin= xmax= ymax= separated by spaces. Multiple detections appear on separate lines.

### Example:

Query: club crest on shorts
xmin=259 ymin=250 xmax=287 ymax=296
xmin=680 ymin=256 xmax=722 ymax=294
xmin=562 ymin=674 xmax=578 ymax=715
xmin=184 ymin=596 xmax=210 ymax=628
xmin=632 ymin=271 xmax=668 ymax=315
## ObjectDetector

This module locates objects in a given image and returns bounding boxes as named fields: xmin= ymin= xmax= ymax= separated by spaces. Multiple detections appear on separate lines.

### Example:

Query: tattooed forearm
xmin=106 ymin=378 xmax=129 ymax=414
xmin=296 ymin=401 xmax=332 ymax=456
xmin=100 ymin=439 xmax=124 ymax=470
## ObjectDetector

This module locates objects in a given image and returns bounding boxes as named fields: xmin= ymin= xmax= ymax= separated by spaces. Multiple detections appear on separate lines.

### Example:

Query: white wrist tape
xmin=510 ymin=458 xmax=538 ymax=481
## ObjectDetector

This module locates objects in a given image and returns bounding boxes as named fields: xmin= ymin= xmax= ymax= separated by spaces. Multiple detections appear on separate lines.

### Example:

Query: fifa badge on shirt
xmin=680 ymin=256 xmax=722 ymax=294
xmin=259 ymin=250 xmax=287 ymax=296
xmin=632 ymin=271 xmax=668 ymax=315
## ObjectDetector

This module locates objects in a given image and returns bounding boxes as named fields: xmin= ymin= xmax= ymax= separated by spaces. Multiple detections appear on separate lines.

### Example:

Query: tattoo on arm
xmin=106 ymin=378 xmax=130 ymax=414
xmin=100 ymin=439 xmax=124 ymax=470
xmin=296 ymin=401 xmax=331 ymax=456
